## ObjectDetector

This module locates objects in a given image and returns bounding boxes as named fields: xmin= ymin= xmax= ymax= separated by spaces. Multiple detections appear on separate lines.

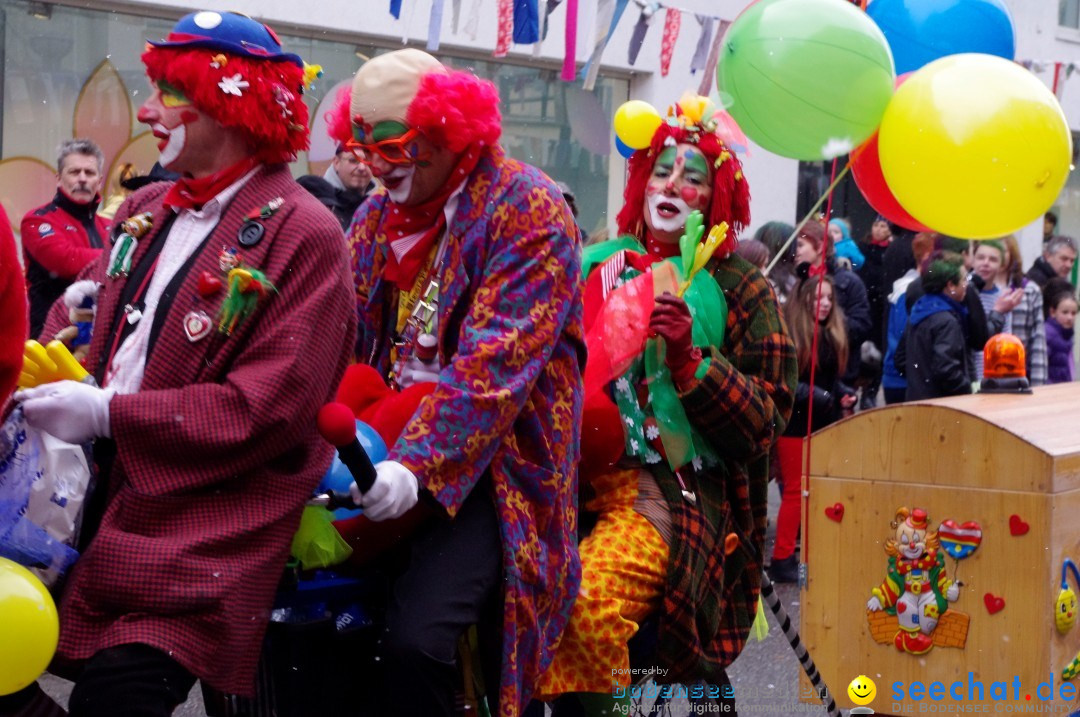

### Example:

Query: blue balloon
xmin=318 ymin=420 xmax=388 ymax=519
xmin=868 ymin=0 xmax=1015 ymax=75
xmin=615 ymin=136 xmax=635 ymax=159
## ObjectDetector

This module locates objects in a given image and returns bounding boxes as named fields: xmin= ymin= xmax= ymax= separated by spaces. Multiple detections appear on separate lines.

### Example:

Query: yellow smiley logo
xmin=848 ymin=675 xmax=877 ymax=706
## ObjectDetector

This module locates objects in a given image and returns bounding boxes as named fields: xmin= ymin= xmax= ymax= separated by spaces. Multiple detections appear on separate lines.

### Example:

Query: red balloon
xmin=851 ymin=73 xmax=933 ymax=233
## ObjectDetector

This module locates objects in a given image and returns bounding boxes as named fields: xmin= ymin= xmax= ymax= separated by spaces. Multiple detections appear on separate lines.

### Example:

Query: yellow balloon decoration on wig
xmin=613 ymin=100 xmax=663 ymax=150
xmin=879 ymin=53 xmax=1072 ymax=240
xmin=0 ymin=558 xmax=59 ymax=696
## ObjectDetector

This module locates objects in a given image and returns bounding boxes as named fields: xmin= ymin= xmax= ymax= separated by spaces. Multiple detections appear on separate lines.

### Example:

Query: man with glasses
xmin=330 ymin=48 xmax=584 ymax=717
xmin=298 ymin=141 xmax=374 ymax=231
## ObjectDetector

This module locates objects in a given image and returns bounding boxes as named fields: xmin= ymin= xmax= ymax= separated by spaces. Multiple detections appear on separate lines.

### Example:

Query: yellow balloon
xmin=0 ymin=558 xmax=58 ymax=695
xmin=613 ymin=100 xmax=663 ymax=150
xmin=879 ymin=53 xmax=1072 ymax=240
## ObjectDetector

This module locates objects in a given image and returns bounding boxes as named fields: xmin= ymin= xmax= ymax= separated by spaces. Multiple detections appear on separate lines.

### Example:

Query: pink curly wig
xmin=616 ymin=122 xmax=751 ymax=254
xmin=327 ymin=67 xmax=501 ymax=152
xmin=325 ymin=85 xmax=353 ymax=148
xmin=142 ymin=46 xmax=310 ymax=164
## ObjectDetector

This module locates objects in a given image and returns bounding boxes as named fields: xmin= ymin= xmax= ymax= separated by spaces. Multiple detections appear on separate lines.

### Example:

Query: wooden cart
xmin=800 ymin=384 xmax=1080 ymax=712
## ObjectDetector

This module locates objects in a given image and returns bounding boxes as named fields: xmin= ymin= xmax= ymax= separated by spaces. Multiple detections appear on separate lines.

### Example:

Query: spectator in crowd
xmin=1045 ymin=210 xmax=1059 ymax=244
xmin=555 ymin=181 xmax=586 ymax=240
xmin=1027 ymin=235 xmax=1077 ymax=289
xmin=895 ymin=251 xmax=973 ymax=400
xmin=298 ymin=142 xmax=375 ymax=231
xmin=882 ymin=232 xmax=935 ymax=404
xmin=971 ymin=239 xmax=1046 ymax=386
xmin=829 ymin=217 xmax=864 ymax=270
xmin=22 ymin=138 xmax=110 ymax=337
xmin=736 ymin=238 xmax=770 ymax=272
xmin=1044 ymin=280 xmax=1076 ymax=384
xmin=755 ymin=220 xmax=796 ymax=304
xmin=769 ymin=269 xmax=853 ymax=583
xmin=857 ymin=216 xmax=895 ymax=408
xmin=795 ymin=220 xmax=872 ymax=386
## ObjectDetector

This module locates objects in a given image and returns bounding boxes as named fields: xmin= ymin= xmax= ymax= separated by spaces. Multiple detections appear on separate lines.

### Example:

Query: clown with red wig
xmin=533 ymin=96 xmax=797 ymax=714
xmin=328 ymin=49 xmax=584 ymax=717
xmin=11 ymin=11 xmax=356 ymax=713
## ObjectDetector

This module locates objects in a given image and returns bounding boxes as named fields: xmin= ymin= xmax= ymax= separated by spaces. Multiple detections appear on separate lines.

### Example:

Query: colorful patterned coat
xmin=348 ymin=145 xmax=585 ymax=717
xmin=39 ymin=165 xmax=357 ymax=694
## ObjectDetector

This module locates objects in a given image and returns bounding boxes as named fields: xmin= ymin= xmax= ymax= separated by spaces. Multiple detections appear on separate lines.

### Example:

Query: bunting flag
xmin=689 ymin=14 xmax=714 ymax=74
xmin=533 ymin=0 xmax=549 ymax=56
xmin=659 ymin=7 xmax=681 ymax=77
xmin=514 ymin=0 xmax=540 ymax=44
xmin=561 ymin=0 xmax=579 ymax=81
xmin=581 ymin=0 xmax=630 ymax=91
xmin=464 ymin=0 xmax=482 ymax=39
xmin=428 ymin=0 xmax=446 ymax=50
xmin=390 ymin=0 xmax=402 ymax=18
xmin=628 ymin=3 xmax=658 ymax=66
xmin=697 ymin=19 xmax=729 ymax=95
xmin=495 ymin=0 xmax=513 ymax=56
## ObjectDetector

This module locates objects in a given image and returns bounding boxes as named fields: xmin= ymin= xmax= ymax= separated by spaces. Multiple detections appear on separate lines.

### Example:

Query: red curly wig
xmin=142 ymin=46 xmax=310 ymax=164
xmin=616 ymin=122 xmax=751 ymax=255
xmin=326 ymin=66 xmax=501 ymax=153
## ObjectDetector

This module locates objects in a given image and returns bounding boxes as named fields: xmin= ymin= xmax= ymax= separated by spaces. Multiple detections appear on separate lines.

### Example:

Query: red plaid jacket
xmin=40 ymin=165 xmax=356 ymax=695
xmin=656 ymin=252 xmax=797 ymax=682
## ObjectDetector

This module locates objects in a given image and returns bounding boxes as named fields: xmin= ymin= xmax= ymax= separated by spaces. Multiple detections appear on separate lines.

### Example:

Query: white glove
xmin=15 ymin=380 xmax=116 ymax=445
xmin=867 ymin=596 xmax=883 ymax=612
xmin=349 ymin=460 xmax=419 ymax=522
xmin=946 ymin=582 xmax=960 ymax=602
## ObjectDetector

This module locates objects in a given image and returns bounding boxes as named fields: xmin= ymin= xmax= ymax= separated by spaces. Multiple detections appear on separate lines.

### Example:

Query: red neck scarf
xmin=163 ymin=157 xmax=260 ymax=212
xmin=626 ymin=231 xmax=682 ymax=272
xmin=382 ymin=146 xmax=482 ymax=290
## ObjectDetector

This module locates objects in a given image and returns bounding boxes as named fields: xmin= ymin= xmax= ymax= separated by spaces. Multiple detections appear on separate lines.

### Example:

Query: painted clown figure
xmin=11 ymin=11 xmax=356 ymax=715
xmin=331 ymin=49 xmax=584 ymax=717
xmin=533 ymin=96 xmax=797 ymax=714
xmin=868 ymin=507 xmax=961 ymax=655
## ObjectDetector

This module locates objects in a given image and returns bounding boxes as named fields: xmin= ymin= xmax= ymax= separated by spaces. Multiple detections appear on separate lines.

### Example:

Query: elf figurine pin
xmin=867 ymin=507 xmax=962 ymax=655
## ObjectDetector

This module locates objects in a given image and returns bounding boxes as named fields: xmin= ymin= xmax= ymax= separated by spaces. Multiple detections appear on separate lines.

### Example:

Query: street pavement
xmin=40 ymin=480 xmax=822 ymax=717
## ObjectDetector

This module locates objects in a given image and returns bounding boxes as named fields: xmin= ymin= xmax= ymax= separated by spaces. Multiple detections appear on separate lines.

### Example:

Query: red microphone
xmin=317 ymin=402 xmax=377 ymax=493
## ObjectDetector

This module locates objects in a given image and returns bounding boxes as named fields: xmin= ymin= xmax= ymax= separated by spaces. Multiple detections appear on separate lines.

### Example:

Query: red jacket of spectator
xmin=21 ymin=189 xmax=109 ymax=337
xmin=0 ymin=204 xmax=27 ymax=403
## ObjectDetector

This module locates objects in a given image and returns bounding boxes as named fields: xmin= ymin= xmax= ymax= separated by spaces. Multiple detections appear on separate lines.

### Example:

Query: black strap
xmin=95 ymin=213 xmax=178 ymax=384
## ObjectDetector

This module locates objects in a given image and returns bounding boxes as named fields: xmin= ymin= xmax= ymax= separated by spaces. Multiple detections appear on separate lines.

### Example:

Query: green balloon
xmin=717 ymin=0 xmax=895 ymax=161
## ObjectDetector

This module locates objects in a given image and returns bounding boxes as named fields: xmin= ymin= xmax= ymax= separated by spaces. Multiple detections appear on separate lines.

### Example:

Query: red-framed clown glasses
xmin=345 ymin=129 xmax=430 ymax=167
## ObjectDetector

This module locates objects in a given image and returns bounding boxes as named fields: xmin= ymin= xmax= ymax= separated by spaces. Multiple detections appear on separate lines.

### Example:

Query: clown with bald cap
xmin=329 ymin=49 xmax=584 ymax=717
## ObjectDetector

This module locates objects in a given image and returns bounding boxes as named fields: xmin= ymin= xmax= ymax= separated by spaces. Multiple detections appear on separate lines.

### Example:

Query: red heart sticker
xmin=198 ymin=271 xmax=223 ymax=297
xmin=984 ymin=593 xmax=1006 ymax=615
xmin=825 ymin=502 xmax=844 ymax=522
xmin=1009 ymin=514 xmax=1030 ymax=537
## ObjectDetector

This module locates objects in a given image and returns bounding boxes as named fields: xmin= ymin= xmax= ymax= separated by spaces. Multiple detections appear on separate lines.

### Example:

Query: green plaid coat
xmin=654 ymin=252 xmax=797 ymax=683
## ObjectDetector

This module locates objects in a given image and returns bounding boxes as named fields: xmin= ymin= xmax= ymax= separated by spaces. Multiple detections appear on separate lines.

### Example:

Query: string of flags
xmin=387 ymin=0 xmax=1073 ymax=102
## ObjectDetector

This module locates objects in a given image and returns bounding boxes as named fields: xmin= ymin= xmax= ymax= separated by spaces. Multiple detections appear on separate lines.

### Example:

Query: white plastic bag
xmin=0 ymin=406 xmax=91 ymax=586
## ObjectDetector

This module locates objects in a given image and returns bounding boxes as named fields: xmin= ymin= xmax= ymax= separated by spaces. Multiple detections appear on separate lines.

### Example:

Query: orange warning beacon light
xmin=980 ymin=333 xmax=1032 ymax=394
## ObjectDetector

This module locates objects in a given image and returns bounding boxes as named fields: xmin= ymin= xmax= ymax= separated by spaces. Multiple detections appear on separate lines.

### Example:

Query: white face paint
xmin=646 ymin=193 xmax=693 ymax=234
xmin=155 ymin=122 xmax=187 ymax=168
xmin=381 ymin=165 xmax=416 ymax=204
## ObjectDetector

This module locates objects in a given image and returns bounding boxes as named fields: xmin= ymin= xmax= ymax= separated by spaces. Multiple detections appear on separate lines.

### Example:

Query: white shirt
xmin=106 ymin=167 xmax=260 ymax=395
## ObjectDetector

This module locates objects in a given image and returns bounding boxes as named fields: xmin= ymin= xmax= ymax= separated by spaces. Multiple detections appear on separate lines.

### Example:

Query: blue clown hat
xmin=149 ymin=11 xmax=303 ymax=68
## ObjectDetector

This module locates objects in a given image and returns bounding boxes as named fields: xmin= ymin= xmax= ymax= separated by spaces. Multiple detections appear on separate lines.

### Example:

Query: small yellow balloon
xmin=613 ymin=100 xmax=663 ymax=150
xmin=0 ymin=558 xmax=59 ymax=695
xmin=879 ymin=53 xmax=1072 ymax=240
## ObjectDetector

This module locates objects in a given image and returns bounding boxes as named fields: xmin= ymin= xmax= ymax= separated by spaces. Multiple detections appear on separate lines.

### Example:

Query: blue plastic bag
xmin=0 ymin=407 xmax=86 ymax=585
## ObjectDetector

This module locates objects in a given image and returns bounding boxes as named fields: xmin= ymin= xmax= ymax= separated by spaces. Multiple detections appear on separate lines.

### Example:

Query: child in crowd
xmin=829 ymin=218 xmax=864 ymax=270
xmin=1045 ymin=284 xmax=1077 ymax=384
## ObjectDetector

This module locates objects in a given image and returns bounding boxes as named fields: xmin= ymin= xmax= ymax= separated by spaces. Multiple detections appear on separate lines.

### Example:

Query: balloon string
xmin=799 ymin=157 xmax=840 ymax=574
xmin=763 ymin=162 xmax=852 ymax=278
